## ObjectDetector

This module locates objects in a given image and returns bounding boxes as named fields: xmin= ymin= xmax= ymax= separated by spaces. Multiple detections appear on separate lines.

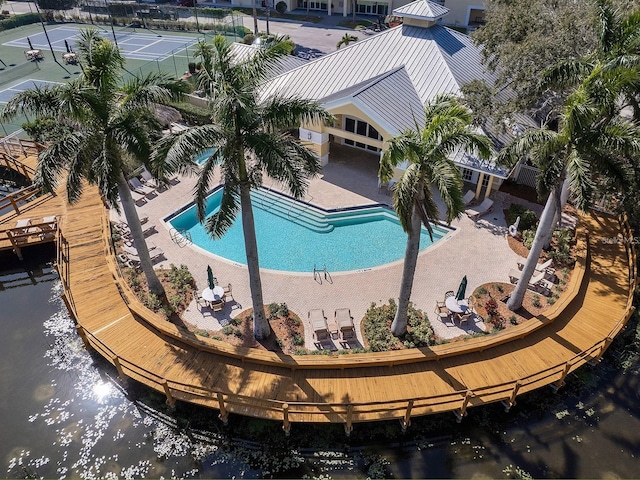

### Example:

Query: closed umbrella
xmin=456 ymin=275 xmax=467 ymax=301
xmin=64 ymin=39 xmax=71 ymax=53
xmin=207 ymin=265 xmax=215 ymax=290
xmin=27 ymin=37 xmax=33 ymax=50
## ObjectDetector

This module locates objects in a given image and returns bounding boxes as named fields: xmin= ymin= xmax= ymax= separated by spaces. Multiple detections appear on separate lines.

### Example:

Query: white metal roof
xmin=392 ymin=0 xmax=450 ymax=21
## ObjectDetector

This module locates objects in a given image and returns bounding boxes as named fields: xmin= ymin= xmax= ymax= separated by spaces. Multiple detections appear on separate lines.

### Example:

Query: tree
xmin=471 ymin=0 xmax=602 ymax=119
xmin=152 ymin=35 xmax=332 ymax=340
xmin=498 ymin=73 xmax=640 ymax=311
xmin=1 ymin=30 xmax=184 ymax=297
xmin=253 ymin=0 xmax=259 ymax=34
xmin=336 ymin=33 xmax=358 ymax=49
xmin=379 ymin=94 xmax=493 ymax=336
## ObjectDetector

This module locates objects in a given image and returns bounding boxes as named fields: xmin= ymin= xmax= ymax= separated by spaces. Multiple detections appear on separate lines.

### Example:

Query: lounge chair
xmin=128 ymin=177 xmax=156 ymax=198
xmin=462 ymin=190 xmax=476 ymax=206
xmin=140 ymin=167 xmax=176 ymax=190
xmin=117 ymin=222 xmax=157 ymax=239
xmin=465 ymin=198 xmax=494 ymax=221
xmin=508 ymin=268 xmax=553 ymax=295
xmin=123 ymin=246 xmax=165 ymax=264
xmin=335 ymin=308 xmax=355 ymax=341
xmin=309 ymin=309 xmax=329 ymax=341
xmin=517 ymin=256 xmax=554 ymax=275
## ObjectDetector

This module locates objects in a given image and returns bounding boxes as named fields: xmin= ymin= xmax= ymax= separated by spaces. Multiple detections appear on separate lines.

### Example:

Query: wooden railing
xmin=53 ymin=210 xmax=636 ymax=431
xmin=0 ymin=184 xmax=41 ymax=216
xmin=0 ymin=151 xmax=35 ymax=180
xmin=0 ymin=135 xmax=41 ymax=158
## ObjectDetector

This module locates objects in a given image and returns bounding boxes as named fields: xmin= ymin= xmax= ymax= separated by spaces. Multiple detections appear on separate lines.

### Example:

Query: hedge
xmin=167 ymin=101 xmax=211 ymax=126
xmin=0 ymin=12 xmax=42 ymax=32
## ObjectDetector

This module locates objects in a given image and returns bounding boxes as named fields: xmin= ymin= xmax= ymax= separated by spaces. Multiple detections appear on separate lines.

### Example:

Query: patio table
xmin=445 ymin=297 xmax=468 ymax=314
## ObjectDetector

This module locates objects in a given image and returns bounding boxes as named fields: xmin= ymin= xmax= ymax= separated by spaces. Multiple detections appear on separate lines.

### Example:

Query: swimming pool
xmin=167 ymin=188 xmax=451 ymax=273
xmin=194 ymin=148 xmax=216 ymax=165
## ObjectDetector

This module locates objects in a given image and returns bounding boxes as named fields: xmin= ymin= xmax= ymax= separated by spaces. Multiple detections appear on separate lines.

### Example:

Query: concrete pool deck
xmin=112 ymin=151 xmax=541 ymax=346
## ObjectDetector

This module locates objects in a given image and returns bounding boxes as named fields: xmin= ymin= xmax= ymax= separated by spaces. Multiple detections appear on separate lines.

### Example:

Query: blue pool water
xmin=168 ymin=188 xmax=449 ymax=272
xmin=195 ymin=148 xmax=216 ymax=164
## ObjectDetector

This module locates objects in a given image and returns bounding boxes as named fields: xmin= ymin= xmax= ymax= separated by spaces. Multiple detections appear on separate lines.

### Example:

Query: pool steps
xmin=251 ymin=188 xmax=400 ymax=233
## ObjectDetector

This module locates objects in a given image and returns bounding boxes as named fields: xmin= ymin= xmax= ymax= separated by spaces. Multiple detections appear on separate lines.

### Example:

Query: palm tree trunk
xmin=391 ymin=206 xmax=421 ymax=336
xmin=239 ymin=182 xmax=269 ymax=340
xmin=507 ymin=186 xmax=558 ymax=311
xmin=544 ymin=177 xmax=570 ymax=248
xmin=116 ymin=173 xmax=165 ymax=297
xmin=253 ymin=0 xmax=259 ymax=34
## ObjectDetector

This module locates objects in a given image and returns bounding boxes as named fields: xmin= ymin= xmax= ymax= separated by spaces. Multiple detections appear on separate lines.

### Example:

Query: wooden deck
xmin=1 ymin=147 xmax=636 ymax=430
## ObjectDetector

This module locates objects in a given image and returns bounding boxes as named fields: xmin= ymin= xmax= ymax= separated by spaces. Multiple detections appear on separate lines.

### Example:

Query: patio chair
xmin=38 ymin=216 xmax=57 ymax=240
xmin=457 ymin=312 xmax=473 ymax=326
xmin=462 ymin=190 xmax=476 ymax=206
xmin=223 ymin=283 xmax=233 ymax=301
xmin=335 ymin=308 xmax=355 ymax=341
xmin=212 ymin=300 xmax=224 ymax=313
xmin=193 ymin=289 xmax=208 ymax=309
xmin=309 ymin=309 xmax=329 ymax=341
xmin=128 ymin=176 xmax=156 ymax=198
xmin=465 ymin=198 xmax=494 ymax=221
xmin=434 ymin=302 xmax=452 ymax=322
xmin=444 ymin=290 xmax=455 ymax=299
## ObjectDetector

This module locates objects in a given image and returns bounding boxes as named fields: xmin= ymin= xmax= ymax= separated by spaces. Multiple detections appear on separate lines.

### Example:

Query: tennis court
xmin=3 ymin=26 xmax=199 ymax=62
xmin=0 ymin=79 xmax=61 ymax=104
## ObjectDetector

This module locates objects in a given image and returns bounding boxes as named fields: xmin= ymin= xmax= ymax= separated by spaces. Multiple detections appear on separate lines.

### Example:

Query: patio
xmin=113 ymin=143 xmax=521 ymax=347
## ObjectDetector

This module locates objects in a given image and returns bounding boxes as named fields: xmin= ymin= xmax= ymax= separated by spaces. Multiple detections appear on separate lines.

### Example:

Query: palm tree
xmin=499 ymin=77 xmax=640 ymax=311
xmin=379 ymin=94 xmax=493 ymax=337
xmin=1 ymin=29 xmax=184 ymax=296
xmin=152 ymin=35 xmax=332 ymax=340
xmin=336 ymin=34 xmax=358 ymax=49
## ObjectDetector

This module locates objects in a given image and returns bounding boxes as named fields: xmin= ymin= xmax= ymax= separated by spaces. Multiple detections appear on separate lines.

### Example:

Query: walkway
xmin=1 ymin=147 xmax=635 ymax=429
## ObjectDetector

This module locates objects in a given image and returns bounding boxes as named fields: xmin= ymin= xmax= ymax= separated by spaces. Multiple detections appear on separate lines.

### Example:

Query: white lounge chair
xmin=508 ymin=268 xmax=553 ymax=295
xmin=123 ymin=246 xmax=165 ymax=264
xmin=462 ymin=190 xmax=476 ymax=206
xmin=39 ymin=216 xmax=57 ymax=239
xmin=128 ymin=177 xmax=156 ymax=197
xmin=517 ymin=256 xmax=554 ymax=274
xmin=309 ymin=309 xmax=329 ymax=342
xmin=465 ymin=198 xmax=494 ymax=221
xmin=335 ymin=308 xmax=356 ymax=341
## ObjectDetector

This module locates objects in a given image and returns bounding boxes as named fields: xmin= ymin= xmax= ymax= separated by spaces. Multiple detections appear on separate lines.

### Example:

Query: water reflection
xmin=1 ymin=249 xmax=639 ymax=479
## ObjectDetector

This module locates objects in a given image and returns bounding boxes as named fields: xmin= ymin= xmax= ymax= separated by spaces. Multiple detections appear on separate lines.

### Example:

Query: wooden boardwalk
xmin=1 ymin=147 xmax=636 ymax=430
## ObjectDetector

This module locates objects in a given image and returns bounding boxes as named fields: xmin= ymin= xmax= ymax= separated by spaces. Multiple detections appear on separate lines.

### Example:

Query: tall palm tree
xmin=499 ymin=77 xmax=640 ymax=311
xmin=379 ymin=94 xmax=493 ymax=337
xmin=152 ymin=35 xmax=331 ymax=340
xmin=1 ymin=29 xmax=184 ymax=296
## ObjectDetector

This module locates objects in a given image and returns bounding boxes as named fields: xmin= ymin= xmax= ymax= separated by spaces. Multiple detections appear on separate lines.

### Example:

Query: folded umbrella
xmin=456 ymin=275 xmax=467 ymax=301
xmin=207 ymin=265 xmax=215 ymax=290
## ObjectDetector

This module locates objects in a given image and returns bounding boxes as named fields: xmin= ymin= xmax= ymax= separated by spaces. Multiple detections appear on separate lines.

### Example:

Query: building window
xmin=461 ymin=168 xmax=473 ymax=182
xmin=343 ymin=116 xmax=382 ymax=152
xmin=482 ymin=174 xmax=490 ymax=187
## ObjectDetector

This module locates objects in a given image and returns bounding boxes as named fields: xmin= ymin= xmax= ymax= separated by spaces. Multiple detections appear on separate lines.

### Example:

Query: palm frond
xmin=566 ymin=150 xmax=594 ymax=210
xmin=392 ymin=163 xmax=422 ymax=232
xmin=260 ymin=96 xmax=334 ymax=132
xmin=204 ymin=185 xmax=240 ymax=239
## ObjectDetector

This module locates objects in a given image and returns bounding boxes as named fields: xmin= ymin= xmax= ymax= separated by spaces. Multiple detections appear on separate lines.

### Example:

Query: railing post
xmin=111 ymin=355 xmax=126 ymax=380
xmin=75 ymin=324 xmax=91 ymax=350
xmin=217 ymin=392 xmax=228 ymax=425
xmin=282 ymin=403 xmax=291 ymax=436
xmin=552 ymin=361 xmax=571 ymax=392
xmin=343 ymin=404 xmax=354 ymax=436
xmin=400 ymin=400 xmax=414 ymax=433
xmin=590 ymin=337 xmax=613 ymax=365
xmin=454 ymin=391 xmax=473 ymax=423
xmin=163 ymin=381 xmax=176 ymax=408
xmin=502 ymin=381 xmax=521 ymax=412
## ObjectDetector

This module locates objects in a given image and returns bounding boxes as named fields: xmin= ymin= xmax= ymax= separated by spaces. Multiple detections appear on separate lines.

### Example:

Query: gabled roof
xmin=260 ymin=24 xmax=493 ymax=129
xmin=392 ymin=0 xmax=449 ymax=21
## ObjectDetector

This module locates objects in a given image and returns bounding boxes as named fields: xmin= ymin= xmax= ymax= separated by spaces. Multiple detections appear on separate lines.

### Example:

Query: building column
xmin=328 ymin=1 xmax=331 ymax=15
xmin=299 ymin=127 xmax=330 ymax=166
xmin=475 ymin=172 xmax=485 ymax=200
xmin=484 ymin=175 xmax=494 ymax=200
xmin=343 ymin=1 xmax=347 ymax=16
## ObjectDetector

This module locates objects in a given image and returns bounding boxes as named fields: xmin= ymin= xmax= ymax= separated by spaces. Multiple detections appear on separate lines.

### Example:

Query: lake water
xmin=1 ymin=246 xmax=639 ymax=478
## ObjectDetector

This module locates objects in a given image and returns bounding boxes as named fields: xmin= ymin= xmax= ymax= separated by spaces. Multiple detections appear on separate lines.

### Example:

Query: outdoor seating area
xmin=436 ymin=276 xmax=478 ymax=327
xmin=508 ymin=268 xmax=554 ymax=295
xmin=24 ymin=49 xmax=43 ymax=61
xmin=196 ymin=266 xmax=232 ymax=314
xmin=465 ymin=198 xmax=494 ymax=221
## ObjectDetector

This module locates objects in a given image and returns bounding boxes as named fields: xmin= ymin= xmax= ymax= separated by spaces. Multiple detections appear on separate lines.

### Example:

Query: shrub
xmin=188 ymin=62 xmax=197 ymax=74
xmin=167 ymin=101 xmax=211 ymax=126
xmin=277 ymin=302 xmax=289 ymax=318
xmin=275 ymin=0 xmax=287 ymax=13
xmin=268 ymin=302 xmax=280 ymax=319
xmin=548 ymin=228 xmax=574 ymax=266
xmin=275 ymin=338 xmax=283 ymax=348
xmin=144 ymin=292 xmax=161 ymax=311
xmin=522 ymin=229 xmax=536 ymax=249
xmin=509 ymin=315 xmax=518 ymax=325
xmin=496 ymin=284 xmax=504 ymax=293
xmin=195 ymin=329 xmax=209 ymax=337
xmin=490 ymin=315 xmax=506 ymax=330
xmin=532 ymin=294 xmax=542 ymax=308
xmin=233 ymin=329 xmax=242 ymax=338
xmin=22 ymin=117 xmax=73 ymax=143
xmin=293 ymin=334 xmax=304 ymax=346
xmin=230 ymin=317 xmax=242 ymax=326
xmin=547 ymin=297 xmax=556 ymax=305
xmin=485 ymin=298 xmax=499 ymax=317
xmin=293 ymin=347 xmax=308 ymax=355
xmin=0 ymin=12 xmax=41 ymax=31
xmin=507 ymin=203 xmax=538 ymax=231
xmin=243 ymin=33 xmax=255 ymax=44
xmin=222 ymin=325 xmax=234 ymax=335
xmin=478 ymin=286 xmax=487 ymax=295
xmin=404 ymin=305 xmax=433 ymax=348
xmin=169 ymin=294 xmax=182 ymax=310
xmin=362 ymin=301 xmax=402 ymax=352
xmin=166 ymin=264 xmax=193 ymax=293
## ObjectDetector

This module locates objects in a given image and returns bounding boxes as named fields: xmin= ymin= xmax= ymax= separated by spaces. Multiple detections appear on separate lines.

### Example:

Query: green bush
xmin=268 ymin=302 xmax=279 ymax=319
xmin=22 ymin=117 xmax=74 ymax=143
xmin=0 ymin=12 xmax=41 ymax=31
xmin=293 ymin=334 xmax=304 ymax=346
xmin=293 ymin=347 xmax=308 ymax=355
xmin=243 ymin=33 xmax=255 ymax=44
xmin=222 ymin=325 xmax=234 ymax=335
xmin=548 ymin=228 xmax=574 ymax=266
xmin=233 ymin=329 xmax=242 ymax=338
xmin=166 ymin=264 xmax=193 ymax=293
xmin=167 ymin=101 xmax=211 ymax=126
xmin=522 ymin=229 xmax=536 ymax=249
xmin=362 ymin=301 xmax=402 ymax=352
xmin=144 ymin=292 xmax=162 ymax=310
xmin=277 ymin=303 xmax=289 ymax=318
xmin=403 ymin=305 xmax=433 ymax=348
xmin=230 ymin=317 xmax=242 ymax=326
xmin=507 ymin=203 xmax=538 ymax=232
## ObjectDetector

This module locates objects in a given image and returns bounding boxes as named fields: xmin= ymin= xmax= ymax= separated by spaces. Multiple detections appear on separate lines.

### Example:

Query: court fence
xmin=0 ymin=61 xmax=40 ymax=87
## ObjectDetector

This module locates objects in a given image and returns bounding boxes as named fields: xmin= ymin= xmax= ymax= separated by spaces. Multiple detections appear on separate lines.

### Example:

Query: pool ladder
xmin=313 ymin=264 xmax=332 ymax=284
xmin=169 ymin=227 xmax=192 ymax=248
